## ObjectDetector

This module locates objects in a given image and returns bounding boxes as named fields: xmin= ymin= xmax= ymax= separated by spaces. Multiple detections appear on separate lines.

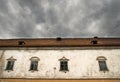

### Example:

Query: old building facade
xmin=0 ymin=38 xmax=120 ymax=82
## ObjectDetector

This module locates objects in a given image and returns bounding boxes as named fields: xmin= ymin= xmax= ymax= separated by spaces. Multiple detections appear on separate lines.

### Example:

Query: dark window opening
xmin=56 ymin=37 xmax=62 ymax=41
xmin=94 ymin=36 xmax=98 ymax=38
xmin=18 ymin=41 xmax=25 ymax=46
xmin=98 ymin=61 xmax=108 ymax=71
xmin=30 ymin=61 xmax=38 ymax=71
xmin=6 ymin=61 xmax=14 ymax=71
xmin=60 ymin=61 xmax=68 ymax=71
xmin=91 ymin=40 xmax=98 ymax=44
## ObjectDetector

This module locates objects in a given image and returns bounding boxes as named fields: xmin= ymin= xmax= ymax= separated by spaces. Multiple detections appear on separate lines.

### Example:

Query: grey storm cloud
xmin=0 ymin=0 xmax=120 ymax=39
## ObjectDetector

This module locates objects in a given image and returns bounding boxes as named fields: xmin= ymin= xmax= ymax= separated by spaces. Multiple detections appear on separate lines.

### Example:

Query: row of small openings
xmin=57 ymin=37 xmax=98 ymax=45
xmin=18 ymin=38 xmax=62 ymax=46
xmin=17 ymin=36 xmax=99 ymax=46
xmin=17 ymin=38 xmax=62 ymax=46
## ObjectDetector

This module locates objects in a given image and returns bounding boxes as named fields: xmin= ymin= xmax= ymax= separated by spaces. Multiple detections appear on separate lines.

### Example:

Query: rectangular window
xmin=99 ymin=61 xmax=108 ymax=71
xmin=6 ymin=61 xmax=14 ymax=70
xmin=30 ymin=61 xmax=38 ymax=71
xmin=60 ymin=61 xmax=68 ymax=71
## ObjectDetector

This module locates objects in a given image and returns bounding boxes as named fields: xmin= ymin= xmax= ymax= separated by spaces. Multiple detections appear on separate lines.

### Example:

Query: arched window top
xmin=58 ymin=56 xmax=69 ymax=61
xmin=7 ymin=56 xmax=16 ymax=61
xmin=96 ymin=56 xmax=107 ymax=61
xmin=30 ymin=57 xmax=40 ymax=61
xmin=96 ymin=56 xmax=108 ymax=71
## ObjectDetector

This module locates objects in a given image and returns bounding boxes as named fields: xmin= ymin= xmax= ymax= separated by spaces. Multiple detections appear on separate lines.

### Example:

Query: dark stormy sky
xmin=0 ymin=0 xmax=120 ymax=39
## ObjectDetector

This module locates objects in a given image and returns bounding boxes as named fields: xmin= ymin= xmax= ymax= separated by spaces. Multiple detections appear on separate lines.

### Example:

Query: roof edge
xmin=0 ymin=38 xmax=120 ymax=47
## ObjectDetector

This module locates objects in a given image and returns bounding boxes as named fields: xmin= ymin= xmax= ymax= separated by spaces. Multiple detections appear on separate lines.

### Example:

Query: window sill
xmin=5 ymin=69 xmax=13 ymax=72
xmin=29 ymin=70 xmax=38 ymax=72
xmin=99 ymin=70 xmax=109 ymax=73
xmin=59 ymin=70 xmax=69 ymax=73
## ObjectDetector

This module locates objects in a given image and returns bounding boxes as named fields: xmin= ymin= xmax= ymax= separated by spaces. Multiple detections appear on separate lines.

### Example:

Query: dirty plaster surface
xmin=0 ymin=48 xmax=120 ymax=79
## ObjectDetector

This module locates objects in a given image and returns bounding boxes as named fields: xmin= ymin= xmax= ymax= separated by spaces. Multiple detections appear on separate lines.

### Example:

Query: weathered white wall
xmin=0 ymin=48 xmax=120 ymax=79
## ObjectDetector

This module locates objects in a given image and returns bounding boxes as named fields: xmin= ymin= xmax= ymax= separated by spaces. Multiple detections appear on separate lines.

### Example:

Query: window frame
xmin=96 ymin=56 xmax=109 ymax=72
xmin=5 ymin=56 xmax=16 ymax=71
xmin=29 ymin=57 xmax=40 ymax=72
xmin=58 ymin=56 xmax=69 ymax=73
